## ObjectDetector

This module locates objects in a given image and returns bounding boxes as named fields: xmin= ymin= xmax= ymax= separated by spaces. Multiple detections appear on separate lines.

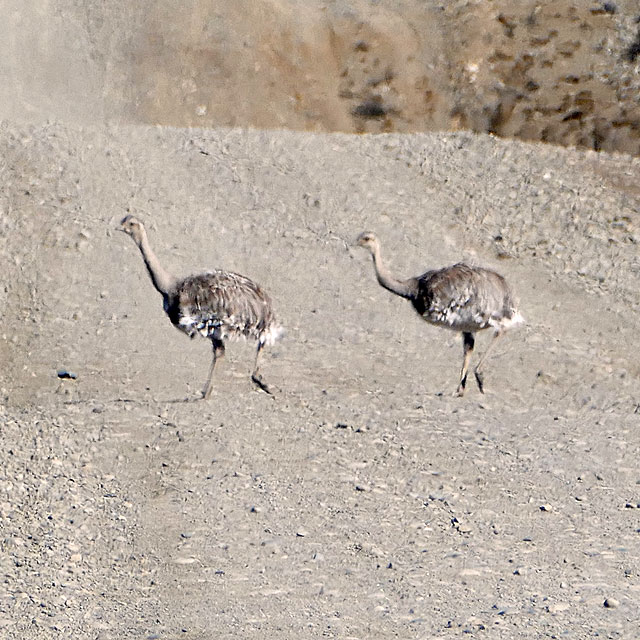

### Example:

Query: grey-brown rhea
xmin=357 ymin=231 xmax=523 ymax=396
xmin=119 ymin=215 xmax=281 ymax=398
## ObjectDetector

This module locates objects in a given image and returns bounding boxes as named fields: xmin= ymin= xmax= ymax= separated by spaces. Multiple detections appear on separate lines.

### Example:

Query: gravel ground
xmin=0 ymin=123 xmax=639 ymax=638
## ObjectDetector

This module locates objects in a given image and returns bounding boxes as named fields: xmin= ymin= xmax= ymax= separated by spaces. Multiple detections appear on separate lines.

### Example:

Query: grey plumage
xmin=410 ymin=263 xmax=519 ymax=333
xmin=357 ymin=232 xmax=523 ymax=396
xmin=120 ymin=215 xmax=281 ymax=398
xmin=168 ymin=271 xmax=277 ymax=344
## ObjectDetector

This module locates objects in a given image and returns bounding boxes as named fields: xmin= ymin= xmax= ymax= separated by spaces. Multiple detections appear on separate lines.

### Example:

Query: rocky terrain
xmin=1 ymin=1 xmax=640 ymax=638
xmin=1 ymin=123 xmax=639 ymax=638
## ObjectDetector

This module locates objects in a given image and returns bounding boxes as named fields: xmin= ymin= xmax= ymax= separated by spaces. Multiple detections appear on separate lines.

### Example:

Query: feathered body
xmin=120 ymin=215 xmax=281 ymax=398
xmin=357 ymin=232 xmax=523 ymax=396
xmin=410 ymin=263 xmax=521 ymax=334
xmin=166 ymin=270 xmax=280 ymax=346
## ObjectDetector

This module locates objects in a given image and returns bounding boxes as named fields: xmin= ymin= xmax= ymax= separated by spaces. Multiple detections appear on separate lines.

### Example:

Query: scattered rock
xmin=56 ymin=369 xmax=78 ymax=379
xmin=352 ymin=100 xmax=388 ymax=119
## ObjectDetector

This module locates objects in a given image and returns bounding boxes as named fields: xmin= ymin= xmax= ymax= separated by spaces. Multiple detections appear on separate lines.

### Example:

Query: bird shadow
xmin=157 ymin=382 xmax=280 ymax=404
xmin=162 ymin=395 xmax=203 ymax=404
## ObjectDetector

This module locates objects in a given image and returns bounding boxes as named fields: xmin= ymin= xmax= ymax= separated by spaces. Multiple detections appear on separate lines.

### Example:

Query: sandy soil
xmin=1 ymin=122 xmax=639 ymax=638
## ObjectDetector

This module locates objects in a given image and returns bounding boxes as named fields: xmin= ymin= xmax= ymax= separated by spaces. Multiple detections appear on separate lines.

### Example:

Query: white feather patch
xmin=263 ymin=325 xmax=285 ymax=346
xmin=499 ymin=311 xmax=525 ymax=330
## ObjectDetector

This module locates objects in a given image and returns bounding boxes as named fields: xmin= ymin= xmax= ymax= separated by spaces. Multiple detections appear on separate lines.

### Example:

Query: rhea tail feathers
xmin=264 ymin=324 xmax=286 ymax=346
xmin=500 ymin=311 xmax=525 ymax=330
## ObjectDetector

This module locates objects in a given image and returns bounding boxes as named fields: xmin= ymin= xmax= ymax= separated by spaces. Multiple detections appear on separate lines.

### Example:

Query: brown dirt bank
xmin=3 ymin=1 xmax=640 ymax=155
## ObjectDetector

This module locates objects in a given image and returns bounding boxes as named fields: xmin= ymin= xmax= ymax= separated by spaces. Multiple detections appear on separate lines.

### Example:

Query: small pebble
xmin=603 ymin=598 xmax=619 ymax=609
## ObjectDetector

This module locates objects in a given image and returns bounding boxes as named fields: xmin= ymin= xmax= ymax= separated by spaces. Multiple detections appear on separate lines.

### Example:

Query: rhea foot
xmin=251 ymin=373 xmax=274 ymax=396
xmin=455 ymin=375 xmax=467 ymax=397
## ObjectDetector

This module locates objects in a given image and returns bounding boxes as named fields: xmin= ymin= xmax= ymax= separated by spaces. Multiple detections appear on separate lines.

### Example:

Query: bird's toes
xmin=474 ymin=371 xmax=485 ymax=394
xmin=201 ymin=387 xmax=215 ymax=401
xmin=251 ymin=374 xmax=275 ymax=396
xmin=454 ymin=378 xmax=467 ymax=397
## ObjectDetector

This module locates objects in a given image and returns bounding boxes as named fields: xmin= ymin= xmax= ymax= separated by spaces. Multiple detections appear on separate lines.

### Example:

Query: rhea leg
xmin=251 ymin=341 xmax=273 ymax=395
xmin=456 ymin=332 xmax=475 ymax=397
xmin=202 ymin=339 xmax=225 ymax=400
xmin=473 ymin=329 xmax=502 ymax=393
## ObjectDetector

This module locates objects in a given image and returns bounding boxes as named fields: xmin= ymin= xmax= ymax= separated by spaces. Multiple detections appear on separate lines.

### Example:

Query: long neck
xmin=136 ymin=229 xmax=177 ymax=296
xmin=370 ymin=243 xmax=415 ymax=299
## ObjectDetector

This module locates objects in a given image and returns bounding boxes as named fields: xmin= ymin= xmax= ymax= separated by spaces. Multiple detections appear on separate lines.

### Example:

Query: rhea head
xmin=356 ymin=231 xmax=379 ymax=253
xmin=120 ymin=215 xmax=145 ymax=244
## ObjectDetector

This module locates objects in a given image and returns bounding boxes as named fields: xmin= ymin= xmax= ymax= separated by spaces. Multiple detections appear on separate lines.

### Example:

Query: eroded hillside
xmin=2 ymin=1 xmax=640 ymax=154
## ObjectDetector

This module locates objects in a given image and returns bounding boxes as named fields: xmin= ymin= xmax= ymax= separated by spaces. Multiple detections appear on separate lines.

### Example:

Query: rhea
xmin=119 ymin=215 xmax=281 ymax=398
xmin=357 ymin=232 xmax=523 ymax=396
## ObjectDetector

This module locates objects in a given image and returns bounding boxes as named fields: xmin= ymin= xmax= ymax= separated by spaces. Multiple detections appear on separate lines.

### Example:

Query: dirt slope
xmin=3 ymin=1 xmax=640 ymax=154
xmin=1 ymin=122 xmax=639 ymax=637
